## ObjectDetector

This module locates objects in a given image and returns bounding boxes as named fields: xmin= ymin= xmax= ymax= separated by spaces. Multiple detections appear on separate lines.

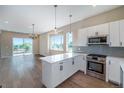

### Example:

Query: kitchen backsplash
xmin=73 ymin=45 xmax=124 ymax=57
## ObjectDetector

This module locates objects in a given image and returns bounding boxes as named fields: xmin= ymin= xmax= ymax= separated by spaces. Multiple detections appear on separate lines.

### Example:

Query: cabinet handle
xmin=109 ymin=60 xmax=111 ymax=65
xmin=60 ymin=65 xmax=63 ymax=71
xmin=72 ymin=60 xmax=74 ymax=65
xmin=120 ymin=42 xmax=122 ymax=46
xmin=110 ymin=42 xmax=111 ymax=46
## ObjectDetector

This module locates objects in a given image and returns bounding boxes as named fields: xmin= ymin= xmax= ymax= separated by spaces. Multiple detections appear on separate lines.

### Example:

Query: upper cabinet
xmin=87 ymin=23 xmax=109 ymax=37
xmin=77 ymin=28 xmax=88 ymax=46
xmin=109 ymin=21 xmax=120 ymax=47
xmin=87 ymin=26 xmax=96 ymax=37
xmin=95 ymin=23 xmax=109 ymax=36
xmin=75 ymin=19 xmax=124 ymax=47
xmin=120 ymin=20 xmax=124 ymax=47
xmin=109 ymin=19 xmax=124 ymax=47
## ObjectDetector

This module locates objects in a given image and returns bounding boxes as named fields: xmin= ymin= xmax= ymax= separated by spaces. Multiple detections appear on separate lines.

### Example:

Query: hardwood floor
xmin=0 ymin=55 xmax=118 ymax=88
xmin=58 ymin=71 xmax=118 ymax=88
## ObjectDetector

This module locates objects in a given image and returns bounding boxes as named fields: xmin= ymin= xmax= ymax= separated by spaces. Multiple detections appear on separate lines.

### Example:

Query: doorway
xmin=13 ymin=38 xmax=33 ymax=56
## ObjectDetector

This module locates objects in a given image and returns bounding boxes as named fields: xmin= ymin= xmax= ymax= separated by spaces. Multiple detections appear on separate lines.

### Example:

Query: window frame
xmin=49 ymin=34 xmax=64 ymax=51
xmin=66 ymin=32 xmax=73 ymax=52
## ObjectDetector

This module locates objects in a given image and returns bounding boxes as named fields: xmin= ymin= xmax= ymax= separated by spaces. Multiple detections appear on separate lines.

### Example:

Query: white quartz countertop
xmin=40 ymin=53 xmax=87 ymax=63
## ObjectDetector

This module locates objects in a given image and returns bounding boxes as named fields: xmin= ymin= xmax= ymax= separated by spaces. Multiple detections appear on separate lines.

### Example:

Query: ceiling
xmin=0 ymin=5 xmax=121 ymax=34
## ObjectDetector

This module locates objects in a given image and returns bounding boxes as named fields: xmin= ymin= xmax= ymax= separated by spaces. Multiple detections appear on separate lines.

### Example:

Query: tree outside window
xmin=66 ymin=32 xmax=73 ymax=52
xmin=49 ymin=34 xmax=64 ymax=51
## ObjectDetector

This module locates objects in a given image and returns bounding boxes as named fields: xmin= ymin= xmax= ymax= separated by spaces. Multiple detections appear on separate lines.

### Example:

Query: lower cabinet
xmin=42 ymin=55 xmax=86 ymax=88
xmin=74 ymin=55 xmax=87 ymax=74
xmin=106 ymin=57 xmax=124 ymax=85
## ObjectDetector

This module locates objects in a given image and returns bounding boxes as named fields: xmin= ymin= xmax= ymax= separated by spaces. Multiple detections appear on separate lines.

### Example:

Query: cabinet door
xmin=95 ymin=23 xmax=109 ymax=36
xmin=78 ymin=28 xmax=88 ymax=46
xmin=109 ymin=21 xmax=120 ymax=47
xmin=87 ymin=26 xmax=96 ymax=37
xmin=51 ymin=62 xmax=62 ymax=87
xmin=108 ymin=58 xmax=121 ymax=84
xmin=74 ymin=55 xmax=86 ymax=73
xmin=61 ymin=59 xmax=73 ymax=81
xmin=52 ymin=59 xmax=73 ymax=87
xmin=120 ymin=20 xmax=124 ymax=47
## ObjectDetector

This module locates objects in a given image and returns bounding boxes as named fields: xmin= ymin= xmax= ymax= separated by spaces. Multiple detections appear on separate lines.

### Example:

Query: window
xmin=49 ymin=34 xmax=64 ymax=51
xmin=13 ymin=38 xmax=33 ymax=56
xmin=66 ymin=32 xmax=73 ymax=52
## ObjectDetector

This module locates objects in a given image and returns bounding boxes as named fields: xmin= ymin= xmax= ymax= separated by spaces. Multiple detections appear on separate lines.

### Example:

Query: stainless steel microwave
xmin=88 ymin=36 xmax=108 ymax=45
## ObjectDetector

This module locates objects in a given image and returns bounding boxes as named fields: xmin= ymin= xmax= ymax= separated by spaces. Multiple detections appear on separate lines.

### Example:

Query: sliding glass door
xmin=13 ymin=38 xmax=33 ymax=56
xmin=23 ymin=38 xmax=33 ymax=55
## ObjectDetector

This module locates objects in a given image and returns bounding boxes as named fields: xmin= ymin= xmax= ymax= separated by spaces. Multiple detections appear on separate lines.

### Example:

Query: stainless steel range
xmin=86 ymin=54 xmax=106 ymax=80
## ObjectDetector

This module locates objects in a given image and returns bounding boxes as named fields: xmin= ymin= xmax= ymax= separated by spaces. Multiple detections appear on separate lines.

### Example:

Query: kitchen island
xmin=40 ymin=53 xmax=87 ymax=88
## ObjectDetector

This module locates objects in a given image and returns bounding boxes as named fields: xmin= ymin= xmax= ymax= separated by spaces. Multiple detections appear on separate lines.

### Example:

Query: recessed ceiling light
xmin=4 ymin=21 xmax=8 ymax=24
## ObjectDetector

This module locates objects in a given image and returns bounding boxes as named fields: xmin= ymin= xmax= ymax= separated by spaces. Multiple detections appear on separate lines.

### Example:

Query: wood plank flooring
xmin=0 ymin=55 xmax=119 ymax=88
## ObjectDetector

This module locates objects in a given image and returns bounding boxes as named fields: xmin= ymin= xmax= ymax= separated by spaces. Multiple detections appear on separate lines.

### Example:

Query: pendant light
xmin=54 ymin=5 xmax=58 ymax=34
xmin=29 ymin=24 xmax=38 ymax=39
xmin=69 ymin=14 xmax=72 ymax=32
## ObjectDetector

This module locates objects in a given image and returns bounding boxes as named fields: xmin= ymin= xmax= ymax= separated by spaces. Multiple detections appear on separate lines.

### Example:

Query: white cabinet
xmin=109 ymin=21 xmax=120 ymax=47
xmin=95 ymin=23 xmax=109 ymax=36
xmin=87 ymin=23 xmax=109 ymax=37
xmin=42 ymin=54 xmax=87 ymax=88
xmin=87 ymin=26 xmax=96 ymax=37
xmin=74 ymin=55 xmax=87 ymax=74
xmin=77 ymin=28 xmax=88 ymax=46
xmin=42 ymin=54 xmax=86 ymax=88
xmin=109 ymin=19 xmax=124 ymax=47
xmin=120 ymin=20 xmax=124 ymax=47
xmin=61 ymin=59 xmax=73 ymax=81
xmin=106 ymin=57 xmax=123 ymax=85
xmin=42 ymin=59 xmax=72 ymax=88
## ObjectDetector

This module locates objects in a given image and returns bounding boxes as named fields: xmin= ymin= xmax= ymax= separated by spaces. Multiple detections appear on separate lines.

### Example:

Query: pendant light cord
xmin=54 ymin=5 xmax=57 ymax=30
xmin=69 ymin=14 xmax=72 ymax=32
xmin=32 ymin=24 xmax=34 ymax=34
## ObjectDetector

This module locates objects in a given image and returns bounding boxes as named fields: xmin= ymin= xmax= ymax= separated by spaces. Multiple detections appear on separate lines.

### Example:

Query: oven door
xmin=87 ymin=61 xmax=104 ymax=74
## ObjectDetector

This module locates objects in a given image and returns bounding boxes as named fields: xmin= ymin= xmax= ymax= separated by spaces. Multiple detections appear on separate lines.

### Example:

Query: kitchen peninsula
xmin=40 ymin=53 xmax=87 ymax=88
